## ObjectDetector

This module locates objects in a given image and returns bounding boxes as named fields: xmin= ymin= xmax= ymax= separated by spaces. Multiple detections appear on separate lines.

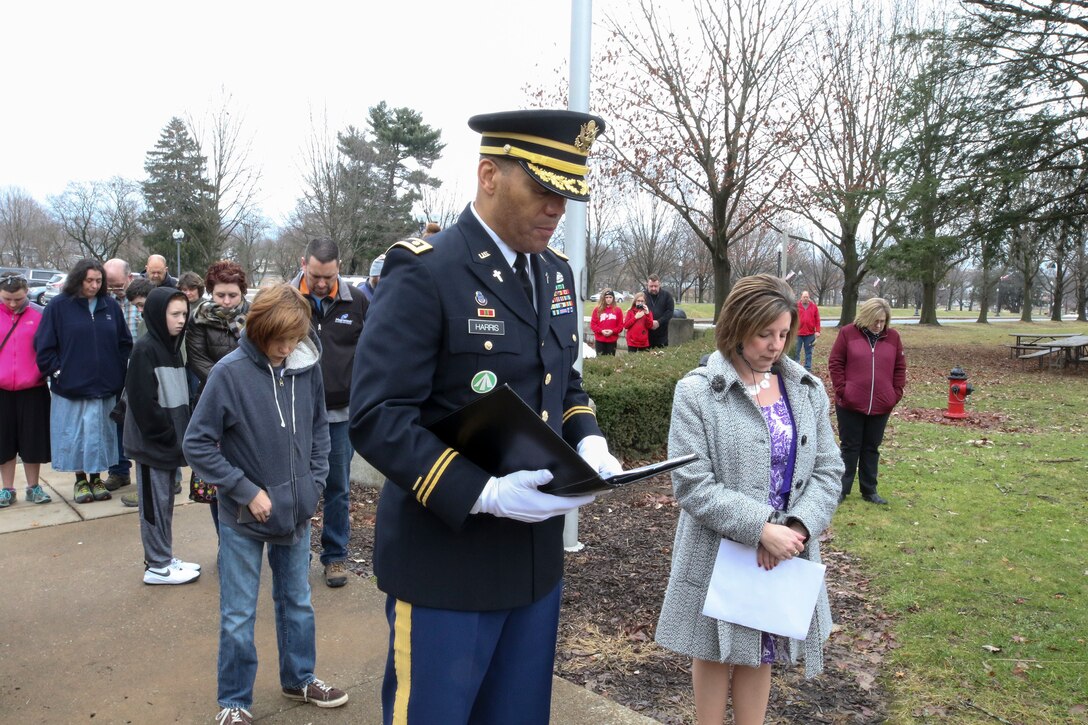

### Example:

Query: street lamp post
xmin=172 ymin=228 xmax=184 ymax=276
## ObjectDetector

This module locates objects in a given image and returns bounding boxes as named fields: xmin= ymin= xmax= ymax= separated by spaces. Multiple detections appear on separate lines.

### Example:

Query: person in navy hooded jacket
xmin=35 ymin=258 xmax=131 ymax=503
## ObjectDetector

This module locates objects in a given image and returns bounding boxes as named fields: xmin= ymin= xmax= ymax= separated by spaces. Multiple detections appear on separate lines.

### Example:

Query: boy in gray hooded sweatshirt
xmin=123 ymin=285 xmax=199 ymax=585
xmin=183 ymin=283 xmax=346 ymax=725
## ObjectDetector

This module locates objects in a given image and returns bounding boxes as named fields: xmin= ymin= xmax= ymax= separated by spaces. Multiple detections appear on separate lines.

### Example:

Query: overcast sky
xmin=0 ymin=0 xmax=627 ymax=226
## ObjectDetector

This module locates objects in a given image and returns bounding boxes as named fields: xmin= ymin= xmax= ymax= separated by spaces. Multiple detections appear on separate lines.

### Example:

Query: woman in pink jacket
xmin=590 ymin=289 xmax=624 ymax=356
xmin=827 ymin=297 xmax=906 ymax=505
xmin=0 ymin=274 xmax=52 ymax=507
xmin=623 ymin=292 xmax=655 ymax=352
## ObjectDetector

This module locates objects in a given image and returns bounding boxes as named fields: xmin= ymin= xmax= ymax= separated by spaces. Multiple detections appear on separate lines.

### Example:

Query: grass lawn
xmin=815 ymin=321 xmax=1088 ymax=723
xmin=676 ymin=302 xmax=1048 ymax=323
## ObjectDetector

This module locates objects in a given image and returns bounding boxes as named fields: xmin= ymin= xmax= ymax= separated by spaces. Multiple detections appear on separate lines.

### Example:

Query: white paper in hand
xmin=701 ymin=538 xmax=827 ymax=641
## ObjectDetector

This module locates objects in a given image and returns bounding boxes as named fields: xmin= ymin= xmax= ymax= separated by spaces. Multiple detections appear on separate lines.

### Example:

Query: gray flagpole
xmin=564 ymin=0 xmax=592 ymax=552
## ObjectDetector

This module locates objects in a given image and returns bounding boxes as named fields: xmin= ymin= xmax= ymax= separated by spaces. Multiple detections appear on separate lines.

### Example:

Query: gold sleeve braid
xmin=562 ymin=405 xmax=596 ymax=424
xmin=413 ymin=448 xmax=459 ymax=505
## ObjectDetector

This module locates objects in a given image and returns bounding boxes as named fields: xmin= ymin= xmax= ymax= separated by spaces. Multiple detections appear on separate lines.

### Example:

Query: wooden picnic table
xmin=1006 ymin=332 xmax=1080 ymax=359
xmin=1042 ymin=335 xmax=1088 ymax=369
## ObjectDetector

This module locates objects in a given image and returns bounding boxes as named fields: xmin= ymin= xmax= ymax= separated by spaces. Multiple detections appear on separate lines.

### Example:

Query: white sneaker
xmin=144 ymin=565 xmax=200 ymax=585
xmin=171 ymin=557 xmax=201 ymax=572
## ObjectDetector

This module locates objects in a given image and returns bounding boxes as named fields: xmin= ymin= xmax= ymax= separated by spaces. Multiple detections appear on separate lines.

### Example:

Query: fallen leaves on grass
xmin=324 ymin=476 xmax=892 ymax=724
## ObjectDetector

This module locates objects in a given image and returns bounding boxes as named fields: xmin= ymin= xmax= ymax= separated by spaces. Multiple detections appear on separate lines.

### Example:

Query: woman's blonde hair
xmin=854 ymin=297 xmax=892 ymax=332
xmin=629 ymin=291 xmax=647 ymax=308
xmin=595 ymin=288 xmax=615 ymax=313
xmin=714 ymin=274 xmax=798 ymax=359
xmin=245 ymin=284 xmax=312 ymax=354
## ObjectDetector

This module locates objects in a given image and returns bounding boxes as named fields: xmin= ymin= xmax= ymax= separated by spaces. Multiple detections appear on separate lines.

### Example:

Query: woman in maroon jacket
xmin=828 ymin=298 xmax=906 ymax=505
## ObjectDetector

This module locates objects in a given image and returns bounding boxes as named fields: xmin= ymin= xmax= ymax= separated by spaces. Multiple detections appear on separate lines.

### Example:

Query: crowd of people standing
xmin=4 ymin=108 xmax=915 ymax=725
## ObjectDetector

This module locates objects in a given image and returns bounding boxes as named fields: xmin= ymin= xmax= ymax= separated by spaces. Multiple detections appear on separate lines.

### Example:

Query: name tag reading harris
xmin=468 ymin=319 xmax=505 ymax=335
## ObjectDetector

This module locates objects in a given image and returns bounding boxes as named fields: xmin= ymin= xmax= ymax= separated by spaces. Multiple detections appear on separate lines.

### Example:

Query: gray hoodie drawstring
xmin=290 ymin=376 xmax=296 ymax=433
xmin=269 ymin=363 xmax=287 ymax=428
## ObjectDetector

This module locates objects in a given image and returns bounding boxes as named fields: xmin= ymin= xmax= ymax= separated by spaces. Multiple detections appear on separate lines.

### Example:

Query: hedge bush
xmin=582 ymin=332 xmax=716 ymax=459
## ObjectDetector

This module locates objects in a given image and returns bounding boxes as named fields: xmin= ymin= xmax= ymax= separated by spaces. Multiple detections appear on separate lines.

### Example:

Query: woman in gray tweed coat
xmin=655 ymin=275 xmax=842 ymax=725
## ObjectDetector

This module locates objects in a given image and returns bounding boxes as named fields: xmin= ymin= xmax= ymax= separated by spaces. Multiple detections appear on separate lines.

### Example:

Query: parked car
xmin=341 ymin=275 xmax=368 ymax=290
xmin=29 ymin=268 xmax=62 ymax=283
xmin=28 ymin=273 xmax=64 ymax=305
xmin=0 ymin=267 xmax=63 ymax=284
xmin=42 ymin=274 xmax=66 ymax=305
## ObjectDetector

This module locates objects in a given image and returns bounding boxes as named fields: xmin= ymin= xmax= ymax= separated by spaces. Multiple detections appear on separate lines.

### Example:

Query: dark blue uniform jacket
xmin=349 ymin=205 xmax=601 ymax=611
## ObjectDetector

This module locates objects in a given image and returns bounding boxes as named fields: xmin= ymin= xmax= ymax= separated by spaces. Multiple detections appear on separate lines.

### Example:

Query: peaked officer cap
xmin=469 ymin=109 xmax=606 ymax=202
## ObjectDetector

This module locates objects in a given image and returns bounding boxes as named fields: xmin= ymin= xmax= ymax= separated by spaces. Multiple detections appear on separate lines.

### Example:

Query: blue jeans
xmin=320 ymin=420 xmax=352 ymax=565
xmin=108 ymin=420 xmax=130 ymax=477
xmin=795 ymin=334 xmax=816 ymax=370
xmin=217 ymin=522 xmax=316 ymax=709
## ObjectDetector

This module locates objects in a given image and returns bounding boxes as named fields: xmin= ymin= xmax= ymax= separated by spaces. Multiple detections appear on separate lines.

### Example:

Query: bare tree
xmin=188 ymin=90 xmax=263 ymax=257
xmin=616 ymin=193 xmax=684 ymax=286
xmin=784 ymin=2 xmax=907 ymax=325
xmin=794 ymin=238 xmax=845 ymax=306
xmin=49 ymin=177 xmax=143 ymax=262
xmin=0 ymin=187 xmax=55 ymax=267
xmin=297 ymin=110 xmax=362 ymax=253
xmin=584 ymin=183 xmax=624 ymax=299
xmin=598 ymin=0 xmax=815 ymax=315
xmin=729 ymin=223 xmax=781 ymax=279
xmin=1008 ymin=221 xmax=1048 ymax=322
xmin=418 ymin=182 xmax=465 ymax=234
xmin=942 ymin=262 xmax=973 ymax=310
xmin=1075 ymin=221 xmax=1088 ymax=320
xmin=227 ymin=212 xmax=269 ymax=285
xmin=262 ymin=217 xmax=310 ymax=284
xmin=672 ymin=228 xmax=714 ymax=303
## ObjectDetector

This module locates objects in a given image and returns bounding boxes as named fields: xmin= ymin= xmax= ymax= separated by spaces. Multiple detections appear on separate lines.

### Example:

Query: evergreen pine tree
xmin=142 ymin=117 xmax=219 ymax=275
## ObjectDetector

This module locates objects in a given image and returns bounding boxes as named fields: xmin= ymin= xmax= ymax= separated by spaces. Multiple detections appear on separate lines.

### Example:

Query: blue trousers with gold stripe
xmin=381 ymin=581 xmax=562 ymax=725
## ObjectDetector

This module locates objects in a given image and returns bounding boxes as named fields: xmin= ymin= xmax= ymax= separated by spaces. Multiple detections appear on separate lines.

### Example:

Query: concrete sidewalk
xmin=0 ymin=465 xmax=656 ymax=724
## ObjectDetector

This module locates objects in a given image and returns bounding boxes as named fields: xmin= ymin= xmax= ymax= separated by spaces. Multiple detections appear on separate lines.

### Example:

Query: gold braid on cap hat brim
xmin=479 ymin=144 xmax=589 ymax=176
xmin=526 ymin=163 xmax=590 ymax=197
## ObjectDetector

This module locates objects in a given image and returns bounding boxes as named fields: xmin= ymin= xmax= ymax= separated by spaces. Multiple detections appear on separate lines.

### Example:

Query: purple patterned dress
xmin=757 ymin=384 xmax=797 ymax=664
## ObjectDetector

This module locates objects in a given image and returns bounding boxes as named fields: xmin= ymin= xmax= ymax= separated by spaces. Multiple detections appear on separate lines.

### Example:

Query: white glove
xmin=470 ymin=469 xmax=595 ymax=523
xmin=577 ymin=435 xmax=623 ymax=477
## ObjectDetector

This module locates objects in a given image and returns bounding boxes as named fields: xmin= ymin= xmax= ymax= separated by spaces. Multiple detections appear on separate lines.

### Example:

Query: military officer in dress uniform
xmin=349 ymin=109 xmax=622 ymax=725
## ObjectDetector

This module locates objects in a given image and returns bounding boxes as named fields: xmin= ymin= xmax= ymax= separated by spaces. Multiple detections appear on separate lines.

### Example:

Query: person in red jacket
xmin=827 ymin=297 xmax=906 ymax=505
xmin=624 ymin=292 xmax=654 ymax=352
xmin=793 ymin=290 xmax=821 ymax=371
xmin=590 ymin=289 xmax=624 ymax=356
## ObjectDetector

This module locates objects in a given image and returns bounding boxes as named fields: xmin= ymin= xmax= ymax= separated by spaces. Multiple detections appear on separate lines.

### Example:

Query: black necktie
xmin=514 ymin=253 xmax=534 ymax=306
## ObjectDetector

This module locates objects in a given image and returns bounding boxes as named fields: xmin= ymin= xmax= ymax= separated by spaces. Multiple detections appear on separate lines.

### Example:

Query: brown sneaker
xmin=104 ymin=473 xmax=130 ymax=491
xmin=324 ymin=561 xmax=348 ymax=588
xmin=214 ymin=706 xmax=252 ymax=724
xmin=282 ymin=678 xmax=348 ymax=708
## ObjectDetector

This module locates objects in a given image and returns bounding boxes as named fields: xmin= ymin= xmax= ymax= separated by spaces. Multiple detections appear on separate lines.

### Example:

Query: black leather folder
xmin=426 ymin=385 xmax=697 ymax=496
